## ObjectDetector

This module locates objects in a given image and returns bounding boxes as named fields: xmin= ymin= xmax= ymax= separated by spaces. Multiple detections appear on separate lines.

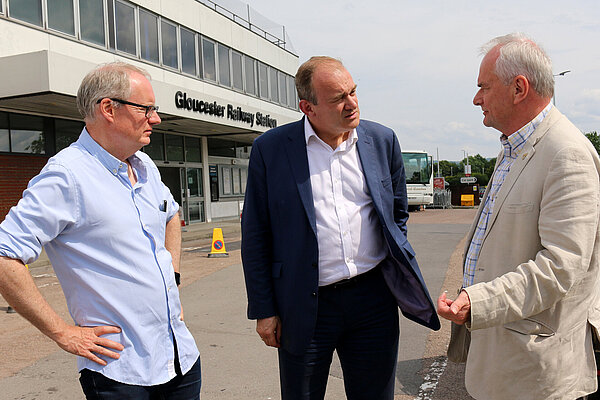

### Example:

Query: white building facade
xmin=0 ymin=0 xmax=300 ymax=224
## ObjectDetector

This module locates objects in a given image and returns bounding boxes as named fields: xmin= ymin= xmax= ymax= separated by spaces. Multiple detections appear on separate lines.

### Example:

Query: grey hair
xmin=480 ymin=33 xmax=554 ymax=98
xmin=76 ymin=62 xmax=151 ymax=121
xmin=295 ymin=56 xmax=345 ymax=104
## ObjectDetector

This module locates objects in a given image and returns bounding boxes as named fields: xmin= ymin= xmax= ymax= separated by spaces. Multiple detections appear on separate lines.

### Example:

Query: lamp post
xmin=553 ymin=70 xmax=571 ymax=106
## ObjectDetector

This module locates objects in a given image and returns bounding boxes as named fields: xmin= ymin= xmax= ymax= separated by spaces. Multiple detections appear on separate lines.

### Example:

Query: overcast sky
xmin=244 ymin=0 xmax=600 ymax=160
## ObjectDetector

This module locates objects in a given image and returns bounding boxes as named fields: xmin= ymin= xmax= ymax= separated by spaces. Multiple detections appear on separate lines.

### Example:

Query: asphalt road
xmin=0 ymin=209 xmax=477 ymax=400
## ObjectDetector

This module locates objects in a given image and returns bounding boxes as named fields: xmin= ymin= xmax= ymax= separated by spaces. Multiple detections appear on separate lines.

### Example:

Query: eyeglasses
xmin=96 ymin=98 xmax=159 ymax=118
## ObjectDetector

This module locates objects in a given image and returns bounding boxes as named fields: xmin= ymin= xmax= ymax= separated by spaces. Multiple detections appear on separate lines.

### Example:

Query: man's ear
xmin=97 ymin=98 xmax=116 ymax=123
xmin=299 ymin=99 xmax=314 ymax=117
xmin=513 ymin=75 xmax=529 ymax=104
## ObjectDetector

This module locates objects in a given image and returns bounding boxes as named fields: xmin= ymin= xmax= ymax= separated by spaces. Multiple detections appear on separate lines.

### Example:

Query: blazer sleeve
xmin=465 ymin=144 xmax=600 ymax=330
xmin=241 ymin=140 xmax=277 ymax=320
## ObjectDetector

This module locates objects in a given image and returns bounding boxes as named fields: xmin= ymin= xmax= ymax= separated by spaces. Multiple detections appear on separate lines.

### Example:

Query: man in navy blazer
xmin=241 ymin=56 xmax=440 ymax=399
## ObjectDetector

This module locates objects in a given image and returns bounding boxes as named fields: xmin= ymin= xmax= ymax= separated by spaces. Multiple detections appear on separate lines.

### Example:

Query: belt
xmin=320 ymin=266 xmax=381 ymax=290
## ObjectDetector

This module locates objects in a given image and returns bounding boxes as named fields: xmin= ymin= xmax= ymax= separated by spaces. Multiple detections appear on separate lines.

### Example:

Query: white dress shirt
xmin=304 ymin=118 xmax=387 ymax=286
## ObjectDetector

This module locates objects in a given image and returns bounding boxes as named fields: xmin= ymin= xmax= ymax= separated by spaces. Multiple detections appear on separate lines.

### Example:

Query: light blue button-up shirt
xmin=0 ymin=128 xmax=199 ymax=385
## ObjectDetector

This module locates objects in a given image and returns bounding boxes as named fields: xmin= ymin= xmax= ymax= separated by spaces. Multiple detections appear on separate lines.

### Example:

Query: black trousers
xmin=278 ymin=267 xmax=399 ymax=400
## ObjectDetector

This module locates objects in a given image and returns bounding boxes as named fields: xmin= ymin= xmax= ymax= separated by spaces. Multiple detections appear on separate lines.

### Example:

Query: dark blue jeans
xmin=79 ymin=357 xmax=201 ymax=400
xmin=278 ymin=267 xmax=399 ymax=400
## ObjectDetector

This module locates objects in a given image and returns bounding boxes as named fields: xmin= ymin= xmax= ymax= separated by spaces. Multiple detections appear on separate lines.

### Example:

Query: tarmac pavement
xmin=0 ymin=209 xmax=477 ymax=399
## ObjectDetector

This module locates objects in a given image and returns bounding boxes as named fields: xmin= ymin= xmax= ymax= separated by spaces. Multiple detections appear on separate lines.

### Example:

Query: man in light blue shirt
xmin=0 ymin=62 xmax=200 ymax=399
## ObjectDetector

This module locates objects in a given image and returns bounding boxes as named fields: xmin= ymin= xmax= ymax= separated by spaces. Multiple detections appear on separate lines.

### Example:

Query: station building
xmin=0 ymin=0 xmax=301 ymax=224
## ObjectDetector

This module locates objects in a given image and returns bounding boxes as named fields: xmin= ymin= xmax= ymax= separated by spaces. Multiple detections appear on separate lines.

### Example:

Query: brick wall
xmin=0 ymin=154 xmax=49 ymax=221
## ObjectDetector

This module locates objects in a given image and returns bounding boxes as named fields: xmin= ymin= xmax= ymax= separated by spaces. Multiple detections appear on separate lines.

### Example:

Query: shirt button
xmin=311 ymin=292 xmax=317 ymax=297
xmin=112 ymin=169 xmax=117 ymax=174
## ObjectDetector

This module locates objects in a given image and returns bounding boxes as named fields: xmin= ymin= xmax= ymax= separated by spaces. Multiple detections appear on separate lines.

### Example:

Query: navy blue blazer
xmin=241 ymin=118 xmax=440 ymax=355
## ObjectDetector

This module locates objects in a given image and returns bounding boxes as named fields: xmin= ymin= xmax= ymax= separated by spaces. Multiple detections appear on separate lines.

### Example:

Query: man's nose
xmin=473 ymin=91 xmax=482 ymax=106
xmin=149 ymin=112 xmax=161 ymax=125
xmin=345 ymin=95 xmax=358 ymax=109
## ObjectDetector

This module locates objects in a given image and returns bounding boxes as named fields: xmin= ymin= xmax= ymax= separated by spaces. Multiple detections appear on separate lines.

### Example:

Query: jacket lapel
xmin=356 ymin=124 xmax=384 ymax=212
xmin=482 ymin=108 xmax=557 ymax=241
xmin=283 ymin=118 xmax=317 ymax=237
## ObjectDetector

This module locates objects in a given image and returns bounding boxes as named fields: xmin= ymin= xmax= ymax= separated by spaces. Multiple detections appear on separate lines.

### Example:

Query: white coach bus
xmin=401 ymin=150 xmax=434 ymax=209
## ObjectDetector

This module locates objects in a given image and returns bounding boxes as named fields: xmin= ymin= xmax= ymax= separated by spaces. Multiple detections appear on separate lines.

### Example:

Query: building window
xmin=217 ymin=43 xmax=231 ymax=87
xmin=0 ymin=113 xmax=9 ymax=152
xmin=79 ymin=0 xmax=105 ymax=46
xmin=165 ymin=134 xmax=184 ymax=161
xmin=180 ymin=27 xmax=196 ymax=76
xmin=55 ymin=120 xmax=84 ymax=152
xmin=9 ymin=0 xmax=42 ymax=26
xmin=107 ymin=0 xmax=115 ymax=49
xmin=115 ymin=1 xmax=136 ymax=55
xmin=139 ymin=9 xmax=159 ymax=63
xmin=231 ymin=51 xmax=243 ymax=91
xmin=269 ymin=67 xmax=278 ymax=102
xmin=219 ymin=166 xmax=246 ymax=196
xmin=201 ymin=38 xmax=216 ymax=82
xmin=278 ymin=71 xmax=287 ymax=106
xmin=47 ymin=0 xmax=75 ymax=35
xmin=144 ymin=132 xmax=164 ymax=160
xmin=258 ymin=62 xmax=268 ymax=100
xmin=9 ymin=114 xmax=45 ymax=154
xmin=287 ymin=75 xmax=296 ymax=108
xmin=196 ymin=38 xmax=204 ymax=78
xmin=161 ymin=19 xmax=178 ymax=69
xmin=207 ymin=138 xmax=235 ymax=158
xmin=221 ymin=166 xmax=232 ymax=195
xmin=244 ymin=56 xmax=256 ymax=96
xmin=185 ymin=136 xmax=201 ymax=163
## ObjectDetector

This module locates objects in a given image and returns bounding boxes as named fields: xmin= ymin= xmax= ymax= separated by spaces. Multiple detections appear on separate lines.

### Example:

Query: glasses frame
xmin=96 ymin=98 xmax=159 ymax=118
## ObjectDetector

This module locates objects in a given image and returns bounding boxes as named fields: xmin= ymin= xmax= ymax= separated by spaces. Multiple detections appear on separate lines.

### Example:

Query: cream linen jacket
xmin=460 ymin=108 xmax=600 ymax=400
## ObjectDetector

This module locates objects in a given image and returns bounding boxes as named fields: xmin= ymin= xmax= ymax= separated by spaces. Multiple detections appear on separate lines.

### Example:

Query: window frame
xmin=160 ymin=17 xmax=179 ymax=70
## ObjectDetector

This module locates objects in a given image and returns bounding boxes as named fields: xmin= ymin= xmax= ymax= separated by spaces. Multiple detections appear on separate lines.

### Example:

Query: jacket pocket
xmin=505 ymin=202 xmax=534 ymax=214
xmin=503 ymin=318 xmax=555 ymax=337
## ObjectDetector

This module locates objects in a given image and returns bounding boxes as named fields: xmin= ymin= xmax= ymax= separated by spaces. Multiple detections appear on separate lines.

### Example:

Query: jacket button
xmin=312 ymin=262 xmax=318 ymax=268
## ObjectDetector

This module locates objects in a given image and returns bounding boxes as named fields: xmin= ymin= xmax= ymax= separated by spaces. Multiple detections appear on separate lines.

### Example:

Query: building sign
xmin=174 ymin=91 xmax=277 ymax=128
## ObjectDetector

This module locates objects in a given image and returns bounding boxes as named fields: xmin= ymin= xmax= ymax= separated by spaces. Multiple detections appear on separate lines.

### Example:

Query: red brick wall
xmin=0 ymin=154 xmax=49 ymax=221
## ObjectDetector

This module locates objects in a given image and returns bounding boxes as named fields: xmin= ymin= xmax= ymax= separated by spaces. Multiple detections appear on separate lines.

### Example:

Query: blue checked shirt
xmin=463 ymin=103 xmax=553 ymax=287
xmin=0 ymin=128 xmax=199 ymax=385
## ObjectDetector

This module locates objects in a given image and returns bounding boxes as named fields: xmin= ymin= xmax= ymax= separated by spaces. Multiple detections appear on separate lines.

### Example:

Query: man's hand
xmin=55 ymin=325 xmax=124 ymax=366
xmin=437 ymin=290 xmax=471 ymax=325
xmin=257 ymin=316 xmax=281 ymax=348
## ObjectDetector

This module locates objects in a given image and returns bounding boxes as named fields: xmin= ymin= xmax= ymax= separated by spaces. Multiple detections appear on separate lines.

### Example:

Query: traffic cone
xmin=207 ymin=228 xmax=229 ymax=258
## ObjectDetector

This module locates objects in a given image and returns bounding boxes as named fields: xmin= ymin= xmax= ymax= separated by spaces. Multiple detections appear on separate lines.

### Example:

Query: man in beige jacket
xmin=437 ymin=33 xmax=600 ymax=399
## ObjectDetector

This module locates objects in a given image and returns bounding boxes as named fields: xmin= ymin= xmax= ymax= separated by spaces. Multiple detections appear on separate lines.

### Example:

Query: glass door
xmin=186 ymin=167 xmax=204 ymax=223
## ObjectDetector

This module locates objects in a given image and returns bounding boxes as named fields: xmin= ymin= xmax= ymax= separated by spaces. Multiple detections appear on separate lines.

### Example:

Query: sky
xmin=243 ymin=0 xmax=600 ymax=160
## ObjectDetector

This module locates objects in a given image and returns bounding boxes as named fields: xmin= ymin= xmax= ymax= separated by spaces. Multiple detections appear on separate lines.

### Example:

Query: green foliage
xmin=585 ymin=131 xmax=600 ymax=155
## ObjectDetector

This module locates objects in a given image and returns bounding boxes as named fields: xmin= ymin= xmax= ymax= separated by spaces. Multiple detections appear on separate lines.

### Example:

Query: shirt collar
xmin=303 ymin=117 xmax=358 ymax=150
xmin=77 ymin=127 xmax=147 ymax=183
xmin=500 ymin=102 xmax=553 ymax=159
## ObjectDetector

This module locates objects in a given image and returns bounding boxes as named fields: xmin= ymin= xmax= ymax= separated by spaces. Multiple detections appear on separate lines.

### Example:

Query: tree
xmin=585 ymin=131 xmax=600 ymax=156
xmin=437 ymin=160 xmax=459 ymax=177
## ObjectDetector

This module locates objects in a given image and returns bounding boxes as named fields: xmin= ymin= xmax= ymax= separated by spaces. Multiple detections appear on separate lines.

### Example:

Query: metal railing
xmin=432 ymin=189 xmax=452 ymax=209
xmin=196 ymin=0 xmax=296 ymax=54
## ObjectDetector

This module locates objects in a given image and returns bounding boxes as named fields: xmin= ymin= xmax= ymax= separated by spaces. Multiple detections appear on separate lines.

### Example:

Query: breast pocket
xmin=505 ymin=202 xmax=534 ymax=214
